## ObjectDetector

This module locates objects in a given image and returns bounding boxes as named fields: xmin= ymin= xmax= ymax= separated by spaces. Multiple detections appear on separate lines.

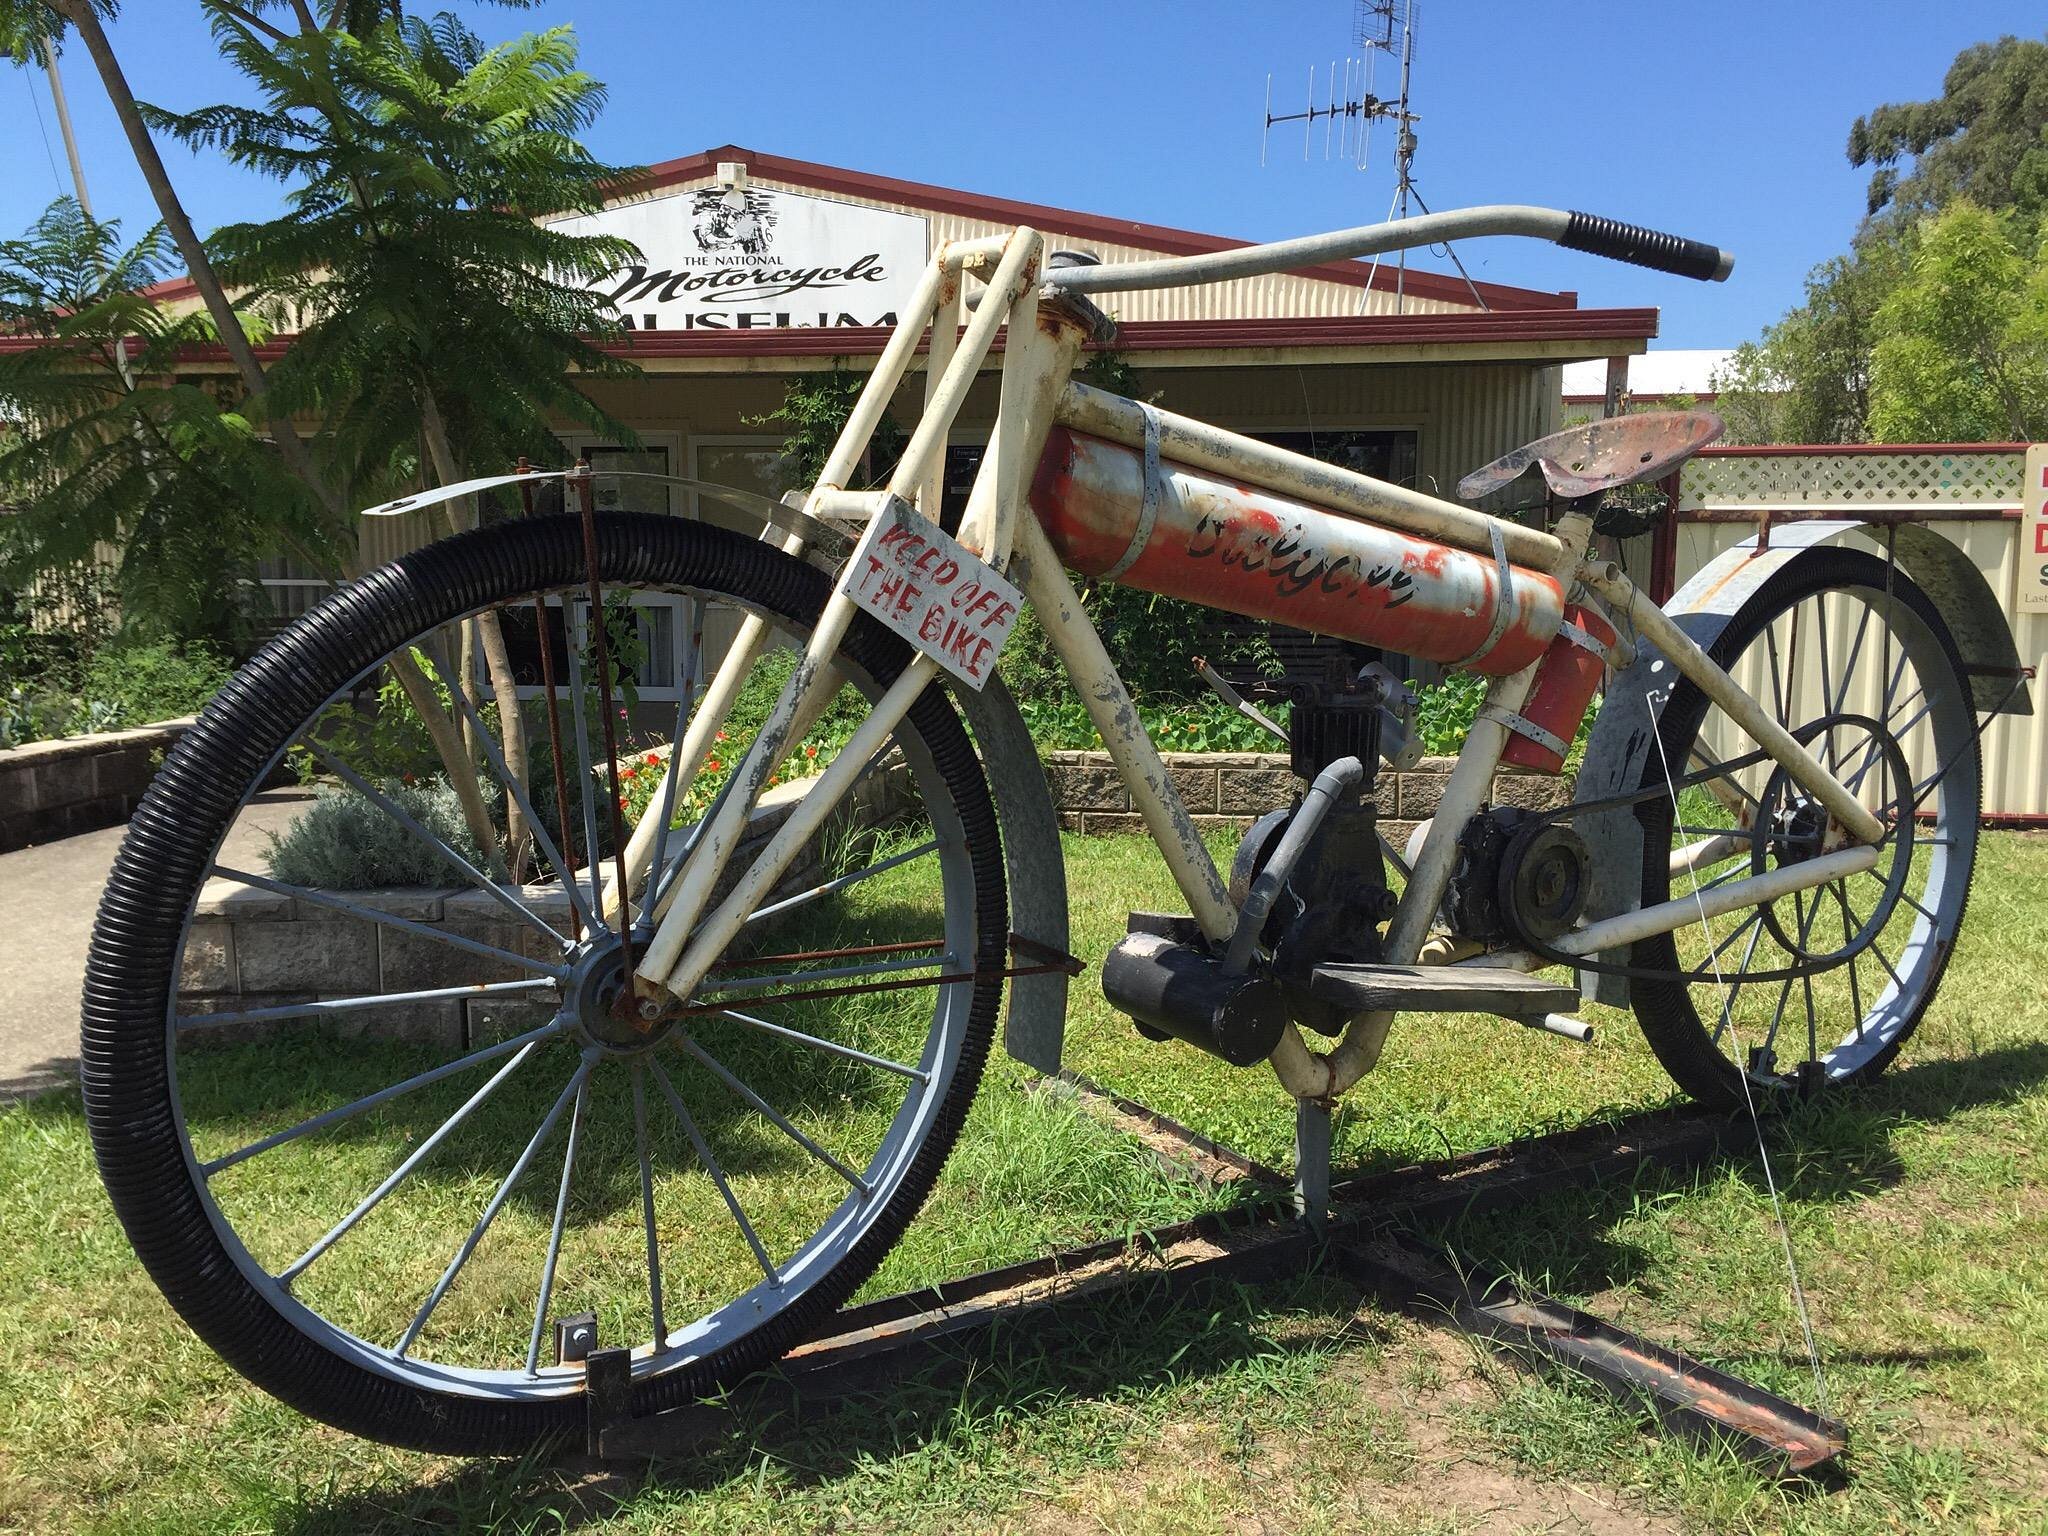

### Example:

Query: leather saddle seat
xmin=1457 ymin=410 xmax=1724 ymax=502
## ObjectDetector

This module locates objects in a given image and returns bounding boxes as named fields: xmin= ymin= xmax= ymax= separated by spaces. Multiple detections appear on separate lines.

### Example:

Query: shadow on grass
xmin=1408 ymin=1037 xmax=2048 ymax=1302
xmin=269 ymin=1267 xmax=1380 ymax=1535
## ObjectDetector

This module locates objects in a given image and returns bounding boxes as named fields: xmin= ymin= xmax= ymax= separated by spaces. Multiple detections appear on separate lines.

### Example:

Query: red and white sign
xmin=2023 ymin=445 xmax=2048 ymax=614
xmin=838 ymin=499 xmax=1022 ymax=691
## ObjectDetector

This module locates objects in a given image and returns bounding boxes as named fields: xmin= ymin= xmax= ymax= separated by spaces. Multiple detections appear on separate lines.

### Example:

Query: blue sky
xmin=5 ymin=2 xmax=2042 ymax=347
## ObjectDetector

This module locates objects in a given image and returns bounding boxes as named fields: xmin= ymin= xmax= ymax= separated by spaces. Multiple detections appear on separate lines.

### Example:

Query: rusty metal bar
xmin=585 ymin=1101 xmax=1837 ymax=1479
xmin=1332 ymin=1235 xmax=1847 ymax=1475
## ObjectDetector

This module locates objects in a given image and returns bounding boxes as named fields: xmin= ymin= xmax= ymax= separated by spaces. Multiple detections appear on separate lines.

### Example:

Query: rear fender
xmin=1571 ymin=518 xmax=2028 ymax=1006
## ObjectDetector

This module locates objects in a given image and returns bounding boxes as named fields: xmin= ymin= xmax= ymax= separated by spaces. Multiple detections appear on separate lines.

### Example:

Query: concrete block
xmin=468 ymin=992 xmax=563 ymax=1045
xmin=197 ymin=877 xmax=295 ymax=921
xmin=1398 ymin=773 xmax=1449 ymax=819
xmin=1080 ymin=811 xmax=1145 ymax=836
xmin=325 ymin=997 xmax=464 ymax=1049
xmin=1490 ymin=773 xmax=1573 ymax=812
xmin=237 ymin=919 xmax=378 ymax=994
xmin=0 ymin=762 xmax=37 ymax=819
xmin=31 ymin=754 xmax=93 ymax=811
xmin=179 ymin=919 xmax=235 ymax=994
xmin=1217 ymin=766 xmax=1294 ymax=816
xmin=174 ymin=991 xmax=317 ymax=1049
xmin=300 ymin=887 xmax=453 ymax=922
xmin=1167 ymin=761 xmax=1220 ymax=815
xmin=1054 ymin=762 xmax=1130 ymax=812
xmin=379 ymin=920 xmax=527 ymax=991
xmin=92 ymin=746 xmax=155 ymax=801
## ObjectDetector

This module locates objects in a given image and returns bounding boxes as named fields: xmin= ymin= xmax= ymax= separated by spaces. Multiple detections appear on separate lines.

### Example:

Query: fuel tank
xmin=1029 ymin=427 xmax=1565 ymax=676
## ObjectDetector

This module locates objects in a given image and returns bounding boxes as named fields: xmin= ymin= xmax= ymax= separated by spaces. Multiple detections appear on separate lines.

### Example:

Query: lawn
xmin=3 ymin=829 xmax=2046 ymax=1533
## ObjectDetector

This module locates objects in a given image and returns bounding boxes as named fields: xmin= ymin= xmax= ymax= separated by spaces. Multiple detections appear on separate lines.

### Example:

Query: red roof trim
xmin=3 ymin=307 xmax=1658 ymax=364
xmin=575 ymin=307 xmax=1655 ymax=361
xmin=625 ymin=145 xmax=1573 ymax=313
xmin=1698 ymin=442 xmax=2029 ymax=456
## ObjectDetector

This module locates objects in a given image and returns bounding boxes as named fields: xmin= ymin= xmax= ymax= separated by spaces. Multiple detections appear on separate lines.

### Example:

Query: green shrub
xmin=81 ymin=640 xmax=232 ymax=726
xmin=263 ymin=778 xmax=497 ymax=889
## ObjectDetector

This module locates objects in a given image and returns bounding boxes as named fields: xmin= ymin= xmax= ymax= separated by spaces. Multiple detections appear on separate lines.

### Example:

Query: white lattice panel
xmin=1680 ymin=450 xmax=2024 ymax=510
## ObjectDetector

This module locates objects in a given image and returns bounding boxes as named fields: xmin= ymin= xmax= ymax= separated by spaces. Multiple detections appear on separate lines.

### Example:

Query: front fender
xmin=953 ymin=671 xmax=1071 ymax=1074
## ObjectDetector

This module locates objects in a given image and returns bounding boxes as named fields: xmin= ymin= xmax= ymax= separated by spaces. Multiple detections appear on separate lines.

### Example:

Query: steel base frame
xmin=583 ymin=1084 xmax=1847 ymax=1478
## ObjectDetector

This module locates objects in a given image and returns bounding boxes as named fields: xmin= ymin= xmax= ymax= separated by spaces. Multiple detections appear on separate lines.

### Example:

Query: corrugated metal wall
xmin=597 ymin=173 xmax=1474 ymax=323
xmin=1673 ymin=518 xmax=2045 ymax=820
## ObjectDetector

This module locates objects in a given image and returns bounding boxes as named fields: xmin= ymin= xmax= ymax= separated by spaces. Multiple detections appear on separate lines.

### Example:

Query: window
xmin=497 ymin=593 xmax=703 ymax=703
xmin=1252 ymin=429 xmax=1419 ymax=488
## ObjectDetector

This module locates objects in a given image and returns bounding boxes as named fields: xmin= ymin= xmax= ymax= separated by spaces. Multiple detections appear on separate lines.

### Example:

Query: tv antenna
xmin=1259 ymin=1 xmax=1487 ymax=314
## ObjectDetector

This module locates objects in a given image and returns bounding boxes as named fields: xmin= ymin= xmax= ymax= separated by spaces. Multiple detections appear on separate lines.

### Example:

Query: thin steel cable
xmin=1643 ymin=678 xmax=1832 ymax=1416
xmin=24 ymin=71 xmax=64 ymax=195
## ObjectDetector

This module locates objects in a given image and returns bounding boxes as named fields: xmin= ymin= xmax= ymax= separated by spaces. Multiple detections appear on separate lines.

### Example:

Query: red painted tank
xmin=1029 ymin=428 xmax=1564 ymax=676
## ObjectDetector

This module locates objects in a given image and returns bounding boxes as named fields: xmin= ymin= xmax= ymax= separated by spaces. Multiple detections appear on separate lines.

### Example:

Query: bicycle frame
xmin=617 ymin=218 xmax=1887 ymax=1103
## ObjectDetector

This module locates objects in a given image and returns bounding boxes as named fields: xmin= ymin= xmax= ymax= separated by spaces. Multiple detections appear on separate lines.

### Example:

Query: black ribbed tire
xmin=1628 ymin=549 xmax=1979 ymax=1109
xmin=81 ymin=514 xmax=1006 ymax=1455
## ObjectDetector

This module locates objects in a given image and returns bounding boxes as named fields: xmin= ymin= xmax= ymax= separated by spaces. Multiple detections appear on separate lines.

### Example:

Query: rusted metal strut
xmin=583 ymin=1102 xmax=1847 ymax=1478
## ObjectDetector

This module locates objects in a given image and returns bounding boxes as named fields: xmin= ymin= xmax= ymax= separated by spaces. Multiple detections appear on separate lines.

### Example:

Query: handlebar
xmin=1040 ymin=204 xmax=1734 ymax=296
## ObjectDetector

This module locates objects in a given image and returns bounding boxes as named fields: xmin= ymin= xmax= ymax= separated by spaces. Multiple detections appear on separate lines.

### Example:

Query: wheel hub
xmin=563 ymin=940 xmax=677 ymax=1053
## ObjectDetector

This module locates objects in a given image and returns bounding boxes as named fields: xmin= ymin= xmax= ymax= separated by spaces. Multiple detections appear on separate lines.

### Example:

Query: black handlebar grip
xmin=1560 ymin=211 xmax=1734 ymax=281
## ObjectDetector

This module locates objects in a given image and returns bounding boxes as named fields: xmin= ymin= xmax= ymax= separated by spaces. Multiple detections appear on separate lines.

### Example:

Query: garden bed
xmin=0 ymin=715 xmax=197 ymax=852
xmin=181 ymin=758 xmax=915 ymax=1045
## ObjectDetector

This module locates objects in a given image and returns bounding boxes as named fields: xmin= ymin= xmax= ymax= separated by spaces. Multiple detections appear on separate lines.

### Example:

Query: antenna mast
xmin=1260 ymin=1 xmax=1487 ymax=315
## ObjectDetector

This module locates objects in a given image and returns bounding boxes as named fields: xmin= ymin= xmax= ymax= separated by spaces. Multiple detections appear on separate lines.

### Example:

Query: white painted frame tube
xmin=636 ymin=232 xmax=1044 ymax=998
xmin=1579 ymin=560 xmax=1888 ymax=846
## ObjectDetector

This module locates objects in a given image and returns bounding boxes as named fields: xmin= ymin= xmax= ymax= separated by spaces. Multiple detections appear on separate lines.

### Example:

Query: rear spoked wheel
xmin=82 ymin=514 xmax=1005 ymax=1454
xmin=1630 ymin=549 xmax=1980 ymax=1108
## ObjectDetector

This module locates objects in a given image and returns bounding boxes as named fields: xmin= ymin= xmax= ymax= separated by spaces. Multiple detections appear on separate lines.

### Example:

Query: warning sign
xmin=2024 ymin=445 xmax=2048 ymax=614
xmin=838 ymin=497 xmax=1022 ymax=690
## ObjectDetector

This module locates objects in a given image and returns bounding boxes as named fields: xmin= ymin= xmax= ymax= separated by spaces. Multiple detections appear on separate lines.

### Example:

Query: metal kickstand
xmin=1294 ymin=1097 xmax=1332 ymax=1235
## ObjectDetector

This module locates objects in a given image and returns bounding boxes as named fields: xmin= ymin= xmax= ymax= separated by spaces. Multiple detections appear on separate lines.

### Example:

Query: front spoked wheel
xmin=82 ymin=514 xmax=1005 ymax=1454
xmin=1630 ymin=549 xmax=1981 ymax=1108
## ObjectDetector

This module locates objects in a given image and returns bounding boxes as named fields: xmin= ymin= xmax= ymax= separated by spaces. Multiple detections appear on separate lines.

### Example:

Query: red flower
xmin=715 ymin=729 xmax=728 ymax=743
xmin=617 ymin=795 xmax=628 ymax=809
xmin=620 ymin=765 xmax=637 ymax=779
xmin=644 ymin=752 xmax=660 ymax=766
xmin=706 ymin=758 xmax=723 ymax=773
xmin=805 ymin=743 xmax=819 ymax=758
xmin=768 ymin=774 xmax=780 ymax=786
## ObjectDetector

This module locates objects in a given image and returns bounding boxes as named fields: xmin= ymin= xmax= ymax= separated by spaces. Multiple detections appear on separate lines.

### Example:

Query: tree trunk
xmin=55 ymin=0 xmax=503 ymax=860
xmin=419 ymin=389 xmax=533 ymax=875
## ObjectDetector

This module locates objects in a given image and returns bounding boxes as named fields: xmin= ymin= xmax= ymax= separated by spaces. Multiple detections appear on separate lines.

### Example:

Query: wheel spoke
xmin=525 ymin=1072 xmax=591 ymax=1374
xmin=702 ymin=949 xmax=960 ymax=998
xmin=1760 ymin=889 xmax=1825 ymax=1061
xmin=561 ymin=620 xmax=607 ymax=922
xmin=422 ymin=645 xmax=598 ymax=936
xmin=395 ymin=1055 xmax=594 ymax=1358
xmin=647 ymin=1057 xmax=779 ymax=1286
xmin=641 ymin=652 xmax=699 ymax=924
xmin=180 ymin=978 xmax=556 ymax=1033
xmin=1766 ymin=623 xmax=1789 ymax=729
xmin=279 ymin=1035 xmax=548 ymax=1283
xmin=631 ymin=1064 xmax=667 ymax=1351
xmin=299 ymin=738 xmax=566 ymax=945
xmin=1836 ymin=882 xmax=1865 ymax=1039
xmin=1711 ymin=915 xmax=1770 ymax=1045
xmin=1831 ymin=600 xmax=1874 ymax=717
xmin=708 ymin=1007 xmax=926 ymax=1081
xmin=201 ymin=1020 xmax=564 ymax=1176
xmin=742 ymin=839 xmax=945 ymax=928
xmin=213 ymin=866 xmax=566 ymax=979
xmin=675 ymin=1033 xmax=871 ymax=1193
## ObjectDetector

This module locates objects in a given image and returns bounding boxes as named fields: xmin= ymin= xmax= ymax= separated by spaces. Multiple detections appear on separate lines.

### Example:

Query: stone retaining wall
xmin=182 ymin=757 xmax=915 ymax=1048
xmin=0 ymin=716 xmax=196 ymax=851
xmin=1040 ymin=749 xmax=1573 ymax=848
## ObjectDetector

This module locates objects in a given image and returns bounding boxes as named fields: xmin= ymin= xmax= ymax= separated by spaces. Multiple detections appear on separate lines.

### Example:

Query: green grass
xmin=4 ymin=832 xmax=2047 ymax=1533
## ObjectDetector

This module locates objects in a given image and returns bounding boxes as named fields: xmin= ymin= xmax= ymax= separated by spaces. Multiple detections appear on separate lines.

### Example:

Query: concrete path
xmin=0 ymin=788 xmax=316 ymax=1102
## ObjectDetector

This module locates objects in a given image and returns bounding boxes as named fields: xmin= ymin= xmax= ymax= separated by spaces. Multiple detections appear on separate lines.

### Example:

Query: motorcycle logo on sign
xmin=551 ymin=184 xmax=929 ymax=332
xmin=690 ymin=189 xmax=776 ymax=255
